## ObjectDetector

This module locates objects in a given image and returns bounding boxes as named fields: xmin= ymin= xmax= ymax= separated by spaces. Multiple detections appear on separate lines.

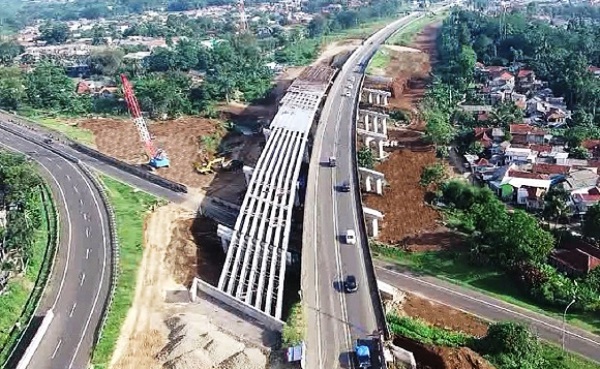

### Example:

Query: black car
xmin=339 ymin=180 xmax=351 ymax=192
xmin=344 ymin=275 xmax=358 ymax=293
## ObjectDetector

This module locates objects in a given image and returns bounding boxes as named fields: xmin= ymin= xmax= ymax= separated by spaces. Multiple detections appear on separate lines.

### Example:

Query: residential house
xmin=516 ymin=69 xmax=536 ymax=91
xmin=520 ymin=185 xmax=546 ymax=209
xmin=582 ymin=139 xmax=600 ymax=159
xmin=564 ymin=169 xmax=599 ymax=192
xmin=544 ymin=107 xmax=567 ymax=127
xmin=571 ymin=187 xmax=600 ymax=214
xmin=504 ymin=147 xmax=536 ymax=164
xmin=487 ymin=164 xmax=552 ymax=202
xmin=509 ymin=124 xmax=547 ymax=145
xmin=589 ymin=66 xmax=600 ymax=78
xmin=532 ymin=163 xmax=571 ymax=176
xmin=550 ymin=239 xmax=600 ymax=276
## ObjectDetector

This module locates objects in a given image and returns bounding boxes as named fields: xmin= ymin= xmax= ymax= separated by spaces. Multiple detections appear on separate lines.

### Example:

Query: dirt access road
xmin=109 ymin=205 xmax=276 ymax=369
xmin=363 ymin=24 xmax=455 ymax=247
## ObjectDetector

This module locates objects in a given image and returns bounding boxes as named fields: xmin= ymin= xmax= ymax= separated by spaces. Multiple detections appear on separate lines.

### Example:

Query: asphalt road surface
xmin=0 ymin=125 xmax=112 ymax=369
xmin=303 ymin=11 xmax=443 ymax=369
xmin=375 ymin=261 xmax=600 ymax=363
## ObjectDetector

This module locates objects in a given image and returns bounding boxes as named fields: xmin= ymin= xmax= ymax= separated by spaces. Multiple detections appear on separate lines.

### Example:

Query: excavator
xmin=194 ymin=157 xmax=243 ymax=174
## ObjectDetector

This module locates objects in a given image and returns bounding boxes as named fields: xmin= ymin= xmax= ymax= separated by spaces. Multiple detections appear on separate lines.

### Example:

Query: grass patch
xmin=366 ymin=48 xmax=393 ymax=74
xmin=386 ymin=11 xmax=448 ymax=46
xmin=372 ymin=243 xmax=600 ymax=334
xmin=542 ymin=343 xmax=600 ymax=369
xmin=0 ymin=184 xmax=57 ymax=365
xmin=282 ymin=302 xmax=305 ymax=346
xmin=15 ymin=108 xmax=96 ymax=147
xmin=90 ymin=176 xmax=159 ymax=369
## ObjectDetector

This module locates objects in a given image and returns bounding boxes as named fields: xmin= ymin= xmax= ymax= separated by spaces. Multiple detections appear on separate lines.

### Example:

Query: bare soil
xmin=110 ymin=204 xmax=271 ymax=369
xmin=77 ymin=117 xmax=263 ymax=204
xmin=391 ymin=293 xmax=493 ymax=369
xmin=363 ymin=23 xmax=457 ymax=247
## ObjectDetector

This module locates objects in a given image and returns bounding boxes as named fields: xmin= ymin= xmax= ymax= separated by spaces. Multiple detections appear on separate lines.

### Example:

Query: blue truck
xmin=355 ymin=339 xmax=373 ymax=368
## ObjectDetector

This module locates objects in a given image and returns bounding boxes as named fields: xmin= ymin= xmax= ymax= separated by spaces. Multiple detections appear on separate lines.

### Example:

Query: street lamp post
xmin=562 ymin=281 xmax=578 ymax=352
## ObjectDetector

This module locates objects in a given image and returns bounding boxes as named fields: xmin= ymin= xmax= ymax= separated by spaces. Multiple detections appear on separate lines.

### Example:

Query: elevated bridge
xmin=217 ymin=66 xmax=336 ymax=319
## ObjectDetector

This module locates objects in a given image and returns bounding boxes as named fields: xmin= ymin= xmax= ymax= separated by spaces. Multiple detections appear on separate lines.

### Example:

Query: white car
xmin=345 ymin=229 xmax=356 ymax=245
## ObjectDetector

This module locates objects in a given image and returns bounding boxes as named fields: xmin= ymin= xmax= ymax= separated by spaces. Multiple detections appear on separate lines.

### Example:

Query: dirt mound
xmin=394 ymin=337 xmax=495 ymax=369
xmin=158 ymin=314 xmax=267 ymax=369
xmin=364 ymin=149 xmax=440 ymax=243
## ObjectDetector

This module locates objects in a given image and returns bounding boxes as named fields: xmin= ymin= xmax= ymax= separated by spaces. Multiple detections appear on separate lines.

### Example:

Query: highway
xmin=303 ymin=11 xmax=435 ymax=369
xmin=375 ymin=261 xmax=600 ymax=362
xmin=0 ymin=125 xmax=111 ymax=369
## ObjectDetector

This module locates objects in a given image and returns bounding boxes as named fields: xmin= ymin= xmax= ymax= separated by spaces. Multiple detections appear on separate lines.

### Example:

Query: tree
xmin=357 ymin=147 xmax=375 ymax=169
xmin=582 ymin=203 xmax=600 ymax=240
xmin=425 ymin=109 xmax=455 ymax=146
xmin=0 ymin=40 xmax=23 ymax=65
xmin=474 ymin=322 xmax=546 ymax=369
xmin=39 ymin=21 xmax=70 ymax=45
xmin=307 ymin=15 xmax=328 ymax=38
xmin=543 ymin=186 xmax=572 ymax=223
xmin=569 ymin=145 xmax=590 ymax=159
xmin=90 ymin=49 xmax=125 ymax=76
xmin=133 ymin=72 xmax=194 ymax=118
xmin=0 ymin=67 xmax=25 ymax=110
xmin=25 ymin=61 xmax=86 ymax=113
xmin=420 ymin=162 xmax=446 ymax=187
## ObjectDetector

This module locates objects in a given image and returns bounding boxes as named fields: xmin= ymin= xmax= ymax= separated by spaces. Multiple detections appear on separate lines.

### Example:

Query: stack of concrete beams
xmin=218 ymin=66 xmax=336 ymax=319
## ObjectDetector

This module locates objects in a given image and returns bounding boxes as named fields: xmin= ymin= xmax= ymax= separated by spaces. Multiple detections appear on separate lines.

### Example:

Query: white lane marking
xmin=69 ymin=303 xmax=77 ymax=317
xmin=51 ymin=339 xmax=62 ymax=359
xmin=55 ymin=162 xmax=62 ymax=170
xmin=67 ymin=160 xmax=109 ymax=369
xmin=85 ymin=227 xmax=90 ymax=238
xmin=73 ymin=185 xmax=79 ymax=194
xmin=80 ymin=273 xmax=85 ymax=286
xmin=86 ymin=248 xmax=91 ymax=259
xmin=79 ymin=198 xmax=83 ymax=206
xmin=82 ymin=213 xmax=87 ymax=221
xmin=0 ymin=141 xmax=73 ymax=311
xmin=376 ymin=266 xmax=600 ymax=346
xmin=65 ymin=174 xmax=71 ymax=181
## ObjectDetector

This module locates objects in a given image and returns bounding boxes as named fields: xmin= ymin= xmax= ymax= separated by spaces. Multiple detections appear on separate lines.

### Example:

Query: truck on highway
xmin=355 ymin=339 xmax=372 ymax=368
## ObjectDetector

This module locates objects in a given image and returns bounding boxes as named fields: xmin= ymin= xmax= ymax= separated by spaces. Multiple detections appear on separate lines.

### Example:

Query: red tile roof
xmin=532 ymin=163 xmax=570 ymax=175
xmin=582 ymin=139 xmax=600 ymax=150
xmin=510 ymin=124 xmax=547 ymax=135
xmin=530 ymin=145 xmax=552 ymax=153
xmin=589 ymin=66 xmax=600 ymax=73
xmin=475 ymin=158 xmax=490 ymax=166
xmin=498 ymin=71 xmax=514 ymax=81
xmin=508 ymin=170 xmax=549 ymax=180
xmin=517 ymin=70 xmax=534 ymax=78
xmin=573 ymin=193 xmax=600 ymax=202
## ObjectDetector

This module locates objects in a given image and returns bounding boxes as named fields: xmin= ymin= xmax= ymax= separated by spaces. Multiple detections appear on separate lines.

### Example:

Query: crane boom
xmin=120 ymin=74 xmax=157 ymax=158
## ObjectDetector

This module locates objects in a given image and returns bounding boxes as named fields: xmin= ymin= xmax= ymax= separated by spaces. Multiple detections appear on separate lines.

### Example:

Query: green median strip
xmin=282 ymin=302 xmax=305 ymax=347
xmin=90 ymin=176 xmax=160 ymax=369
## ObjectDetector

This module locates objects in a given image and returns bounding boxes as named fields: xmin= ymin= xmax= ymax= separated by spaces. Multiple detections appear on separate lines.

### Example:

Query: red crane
xmin=120 ymin=74 xmax=169 ymax=168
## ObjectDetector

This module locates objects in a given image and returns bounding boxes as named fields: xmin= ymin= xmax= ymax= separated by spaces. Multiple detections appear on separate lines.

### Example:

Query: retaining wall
xmin=190 ymin=277 xmax=284 ymax=332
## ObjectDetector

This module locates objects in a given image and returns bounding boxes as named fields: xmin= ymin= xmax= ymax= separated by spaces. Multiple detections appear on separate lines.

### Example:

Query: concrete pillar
xmin=377 ymin=140 xmax=385 ymax=159
xmin=383 ymin=95 xmax=389 ymax=106
xmin=365 ymin=136 xmax=373 ymax=148
xmin=376 ymin=179 xmax=383 ymax=195
xmin=365 ymin=176 xmax=372 ymax=192
xmin=368 ymin=92 xmax=373 ymax=104
xmin=382 ymin=117 xmax=387 ymax=135
xmin=376 ymin=94 xmax=381 ymax=105
xmin=263 ymin=128 xmax=271 ymax=141
xmin=243 ymin=166 xmax=254 ymax=185
xmin=372 ymin=116 xmax=379 ymax=133
xmin=221 ymin=237 xmax=229 ymax=253
xmin=364 ymin=113 xmax=370 ymax=131
xmin=370 ymin=218 xmax=379 ymax=238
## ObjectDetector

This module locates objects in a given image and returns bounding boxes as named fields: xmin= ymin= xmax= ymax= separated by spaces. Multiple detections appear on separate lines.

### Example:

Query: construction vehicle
xmin=194 ymin=157 xmax=242 ymax=174
xmin=355 ymin=339 xmax=373 ymax=368
xmin=120 ymin=74 xmax=170 ymax=170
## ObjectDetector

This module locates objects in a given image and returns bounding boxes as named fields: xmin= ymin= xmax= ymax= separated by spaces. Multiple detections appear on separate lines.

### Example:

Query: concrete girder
xmin=358 ymin=167 xmax=385 ymax=195
xmin=358 ymin=128 xmax=387 ymax=159
xmin=363 ymin=206 xmax=384 ymax=238
xmin=243 ymin=165 xmax=254 ymax=185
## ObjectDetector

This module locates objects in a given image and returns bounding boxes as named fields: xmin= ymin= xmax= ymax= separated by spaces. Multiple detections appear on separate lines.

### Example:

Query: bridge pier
xmin=361 ymin=88 xmax=392 ymax=107
xmin=359 ymin=109 xmax=389 ymax=135
xmin=361 ymin=130 xmax=387 ymax=160
xmin=243 ymin=165 xmax=254 ymax=185
xmin=359 ymin=167 xmax=385 ymax=195
xmin=363 ymin=207 xmax=384 ymax=238
xmin=217 ymin=224 xmax=234 ymax=253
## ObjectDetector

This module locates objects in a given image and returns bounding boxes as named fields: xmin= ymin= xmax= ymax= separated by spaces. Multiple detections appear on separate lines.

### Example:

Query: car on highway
xmin=328 ymin=156 xmax=337 ymax=167
xmin=345 ymin=229 xmax=356 ymax=244
xmin=342 ymin=89 xmax=351 ymax=97
xmin=339 ymin=180 xmax=351 ymax=192
xmin=348 ymin=76 xmax=356 ymax=83
xmin=344 ymin=275 xmax=358 ymax=293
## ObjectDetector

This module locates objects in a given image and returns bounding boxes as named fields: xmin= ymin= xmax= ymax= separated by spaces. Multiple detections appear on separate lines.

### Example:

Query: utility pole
xmin=562 ymin=281 xmax=578 ymax=351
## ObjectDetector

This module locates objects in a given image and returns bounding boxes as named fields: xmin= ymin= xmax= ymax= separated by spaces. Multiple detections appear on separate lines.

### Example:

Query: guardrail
xmin=351 ymin=74 xmax=390 ymax=341
xmin=0 ymin=183 xmax=59 ymax=368
xmin=0 ymin=110 xmax=188 ymax=194
xmin=76 ymin=163 xmax=120 ymax=360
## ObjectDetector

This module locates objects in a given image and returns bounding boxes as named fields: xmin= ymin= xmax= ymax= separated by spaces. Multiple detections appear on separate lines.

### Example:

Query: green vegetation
xmin=387 ymin=314 xmax=469 ymax=346
xmin=91 ymin=176 xmax=159 ymax=368
xmin=387 ymin=11 xmax=448 ymax=46
xmin=0 ymin=161 xmax=56 ymax=366
xmin=281 ymin=302 xmax=305 ymax=346
xmin=34 ymin=117 xmax=96 ymax=146
xmin=388 ymin=315 xmax=600 ymax=369
xmin=366 ymin=48 xmax=392 ymax=74
xmin=357 ymin=147 xmax=375 ymax=169
xmin=419 ymin=162 xmax=446 ymax=187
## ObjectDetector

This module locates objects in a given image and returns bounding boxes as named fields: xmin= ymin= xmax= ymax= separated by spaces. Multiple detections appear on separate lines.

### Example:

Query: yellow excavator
xmin=194 ymin=157 xmax=242 ymax=174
